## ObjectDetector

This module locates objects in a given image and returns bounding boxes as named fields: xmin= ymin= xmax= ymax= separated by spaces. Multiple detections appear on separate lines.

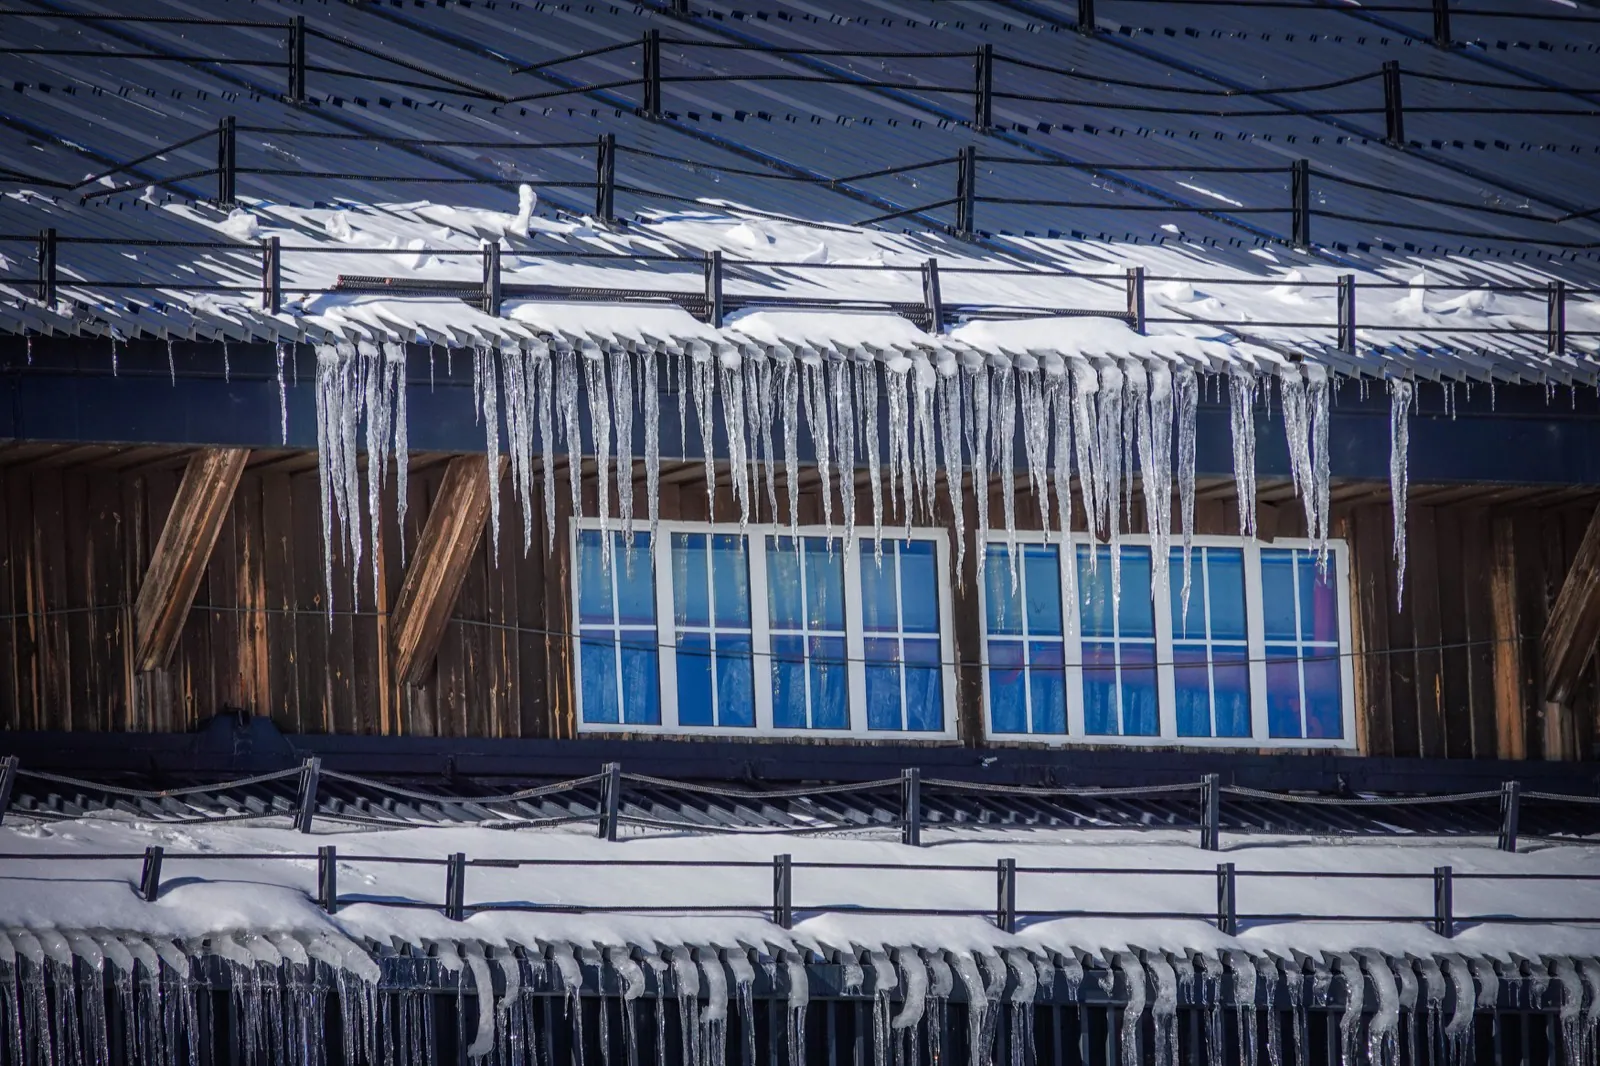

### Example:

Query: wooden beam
xmin=1541 ymin=502 xmax=1600 ymax=707
xmin=133 ymin=447 xmax=250 ymax=672
xmin=391 ymin=455 xmax=495 ymax=687
xmin=1489 ymin=515 xmax=1526 ymax=760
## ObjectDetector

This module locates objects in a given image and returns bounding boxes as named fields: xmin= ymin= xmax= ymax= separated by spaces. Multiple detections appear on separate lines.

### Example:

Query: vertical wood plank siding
xmin=0 ymin=451 xmax=1594 ymax=760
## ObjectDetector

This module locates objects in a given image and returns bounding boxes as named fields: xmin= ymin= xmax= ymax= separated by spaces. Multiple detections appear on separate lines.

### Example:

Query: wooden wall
xmin=0 ymin=442 xmax=1595 ymax=760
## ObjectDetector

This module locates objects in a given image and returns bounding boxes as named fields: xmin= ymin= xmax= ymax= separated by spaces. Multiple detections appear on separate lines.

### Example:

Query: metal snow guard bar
xmin=2 ymin=839 xmax=1598 ymax=938
xmin=2 ymin=756 xmax=1596 ymax=854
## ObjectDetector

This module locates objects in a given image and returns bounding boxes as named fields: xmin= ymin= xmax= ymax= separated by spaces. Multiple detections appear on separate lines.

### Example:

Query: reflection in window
xmin=672 ymin=533 xmax=754 ymax=728
xmin=767 ymin=536 xmax=849 ymax=729
xmin=1077 ymin=546 xmax=1158 ymax=736
xmin=576 ymin=530 xmax=659 ymax=726
xmin=1261 ymin=548 xmax=1343 ymax=739
xmin=861 ymin=539 xmax=944 ymax=732
xmin=1170 ymin=547 xmax=1251 ymax=738
xmin=984 ymin=543 xmax=1067 ymax=735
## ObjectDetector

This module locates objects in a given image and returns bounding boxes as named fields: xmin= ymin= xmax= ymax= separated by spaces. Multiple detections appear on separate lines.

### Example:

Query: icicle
xmin=723 ymin=951 xmax=757 ymax=1066
xmin=1145 ymin=954 xmax=1178 ymax=1066
xmin=745 ymin=354 xmax=764 ymax=522
xmin=887 ymin=360 xmax=912 ymax=535
xmin=1175 ymin=366 xmax=1199 ymax=620
xmin=1328 ymin=954 xmax=1361 ymax=1066
xmin=994 ymin=363 xmax=1018 ymax=581
xmin=502 ymin=344 xmax=534 ymax=555
xmin=276 ymin=342 xmax=289 ymax=444
xmin=458 ymin=944 xmax=495 ymax=1060
xmin=755 ymin=356 xmax=778 ymax=525
xmin=1307 ymin=365 xmax=1330 ymax=567
xmin=781 ymin=356 xmax=800 ymax=536
xmin=782 ymin=954 xmax=808 ymax=1066
xmin=1253 ymin=956 xmax=1283 ymax=1066
xmin=1442 ymin=955 xmax=1475 ymax=1065
xmin=1356 ymin=952 xmax=1398 ymax=1066
xmin=1577 ymin=959 xmax=1600 ymax=1066
xmin=720 ymin=351 xmax=751 ymax=535
xmin=583 ymin=346 xmax=612 ymax=560
xmin=556 ymin=346 xmax=583 ymax=534
xmin=1144 ymin=362 xmax=1174 ymax=600
xmin=644 ymin=349 xmax=662 ymax=546
xmin=1116 ymin=953 xmax=1146 ymax=1066
xmin=1227 ymin=952 xmax=1259 ymax=1066
xmin=689 ymin=349 xmax=716 ymax=520
xmin=1278 ymin=365 xmax=1313 ymax=524
xmin=892 ymin=950 xmax=927 ymax=1032
xmin=1095 ymin=363 xmax=1125 ymax=608
xmin=1046 ymin=367 xmax=1072 ymax=547
xmin=939 ymin=369 xmax=967 ymax=577
xmin=165 ymin=337 xmax=174 ymax=382
xmin=1391 ymin=957 xmax=1419 ymax=1066
xmin=970 ymin=365 xmax=991 ymax=577
xmin=1280 ymin=956 xmax=1306 ymax=1066
xmin=390 ymin=344 xmax=409 ymax=559
xmin=913 ymin=356 xmax=939 ymax=526
xmin=830 ymin=358 xmax=857 ymax=549
xmin=865 ymin=362 xmax=885 ymax=551
xmin=677 ymin=351 xmax=689 ymax=459
xmin=697 ymin=950 xmax=728 ymax=1066
xmin=1390 ymin=378 xmax=1413 ymax=607
xmin=612 ymin=347 xmax=635 ymax=543
xmin=1229 ymin=368 xmax=1258 ymax=537
xmin=474 ymin=345 xmax=503 ymax=555
xmin=1416 ymin=956 xmax=1446 ymax=1066
xmin=529 ymin=343 xmax=557 ymax=551
xmin=869 ymin=952 xmax=896 ymax=1066
xmin=1018 ymin=365 xmax=1050 ymax=535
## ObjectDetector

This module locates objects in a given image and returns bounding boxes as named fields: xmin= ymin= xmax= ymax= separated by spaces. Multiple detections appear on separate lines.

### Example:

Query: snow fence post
xmin=217 ymin=116 xmax=237 ymax=207
xmin=1077 ymin=0 xmax=1095 ymax=35
xmin=642 ymin=30 xmax=662 ymax=118
xmin=900 ymin=767 xmax=922 ymax=847
xmin=595 ymin=133 xmax=616 ymax=223
xmin=1547 ymin=281 xmax=1566 ymax=356
xmin=1199 ymin=773 xmax=1221 ymax=851
xmin=1126 ymin=267 xmax=1146 ymax=334
xmin=1215 ymin=863 xmax=1237 ymax=936
xmin=37 ymin=228 xmax=57 ymax=305
xmin=482 ymin=243 xmax=502 ymax=317
xmin=295 ymin=756 xmax=320 ymax=834
xmin=598 ymin=761 xmax=622 ymax=840
xmin=1381 ymin=61 xmax=1405 ymax=147
xmin=0 ymin=755 xmax=17 ymax=825
xmin=920 ymin=259 xmax=943 ymax=335
xmin=973 ymin=45 xmax=993 ymax=131
xmin=704 ymin=250 xmax=724 ymax=327
xmin=1290 ymin=159 xmax=1311 ymax=250
xmin=773 ymin=854 xmax=793 ymax=929
xmin=996 ymin=858 xmax=1017 ymax=933
xmin=261 ymin=236 xmax=281 ymax=314
xmin=445 ymin=852 xmax=467 ymax=921
xmin=1497 ymin=780 xmax=1521 ymax=853
xmin=317 ymin=845 xmax=338 ymax=914
xmin=287 ymin=15 xmax=307 ymax=104
xmin=1432 ymin=0 xmax=1452 ymax=48
xmin=1432 ymin=866 xmax=1453 ymax=937
xmin=1337 ymin=275 xmax=1356 ymax=355
xmin=954 ymin=146 xmax=977 ymax=238
xmin=140 ymin=846 xmax=165 ymax=903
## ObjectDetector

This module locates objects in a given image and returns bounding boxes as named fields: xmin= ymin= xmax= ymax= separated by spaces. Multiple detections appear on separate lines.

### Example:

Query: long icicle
xmin=1229 ymin=368 xmax=1259 ymax=538
xmin=584 ymin=345 xmax=613 ymax=562
xmin=611 ymin=346 xmax=635 ymax=544
xmin=1175 ymin=366 xmax=1199 ymax=621
xmin=938 ymin=368 xmax=966 ymax=580
xmin=969 ymin=364 xmax=990 ymax=579
xmin=1390 ymin=378 xmax=1413 ymax=607
xmin=1144 ymin=362 xmax=1174 ymax=601
xmin=643 ymin=348 xmax=661 ymax=547
xmin=533 ymin=341 xmax=557 ymax=551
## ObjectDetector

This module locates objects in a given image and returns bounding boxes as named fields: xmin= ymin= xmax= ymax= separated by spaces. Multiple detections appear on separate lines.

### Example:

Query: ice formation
xmin=303 ymin=336 xmax=1423 ymax=614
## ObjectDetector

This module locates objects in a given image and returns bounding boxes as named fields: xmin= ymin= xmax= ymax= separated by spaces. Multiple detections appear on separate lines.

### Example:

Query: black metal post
xmin=642 ymin=30 xmax=662 ymax=118
xmin=773 ymin=853 xmax=793 ymax=929
xmin=295 ymin=756 xmax=320 ymax=834
xmin=1337 ymin=274 xmax=1356 ymax=354
xmin=1382 ymin=61 xmax=1405 ymax=147
xmin=37 ymin=227 xmax=56 ymax=304
xmin=1200 ymin=773 xmax=1221 ymax=851
xmin=317 ymin=844 xmax=338 ymax=913
xmin=974 ymin=44 xmax=993 ymax=131
xmin=1077 ymin=0 xmax=1096 ymax=35
xmin=445 ymin=852 xmax=467 ymax=920
xmin=287 ymin=16 xmax=307 ymax=104
xmin=670 ymin=0 xmax=690 ymax=15
xmin=1433 ymin=865 xmax=1453 ymax=937
xmin=955 ymin=145 xmax=977 ymax=238
xmin=1126 ymin=266 xmax=1146 ymax=334
xmin=0 ymin=755 xmax=17 ymax=826
xmin=140 ymin=846 xmax=165 ymax=903
xmin=1498 ymin=780 xmax=1521 ymax=853
xmin=595 ymin=133 xmax=616 ymax=223
xmin=599 ymin=760 xmax=622 ymax=840
xmin=900 ymin=767 xmax=922 ymax=847
xmin=996 ymin=858 xmax=1017 ymax=933
xmin=704 ymin=249 xmax=723 ymax=327
xmin=217 ymin=116 xmax=236 ymax=206
xmin=1290 ymin=159 xmax=1311 ymax=249
xmin=1547 ymin=281 xmax=1566 ymax=356
xmin=1432 ymin=0 xmax=1451 ymax=48
xmin=1216 ymin=862 xmax=1238 ymax=936
xmin=921 ymin=258 xmax=943 ymax=335
xmin=262 ymin=236 xmax=281 ymax=314
xmin=482 ymin=243 xmax=502 ymax=316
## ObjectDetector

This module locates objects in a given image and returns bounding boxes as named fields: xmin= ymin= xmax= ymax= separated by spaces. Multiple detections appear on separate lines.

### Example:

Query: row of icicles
xmin=308 ymin=341 xmax=1414 ymax=618
xmin=4 ymin=930 xmax=1598 ymax=1066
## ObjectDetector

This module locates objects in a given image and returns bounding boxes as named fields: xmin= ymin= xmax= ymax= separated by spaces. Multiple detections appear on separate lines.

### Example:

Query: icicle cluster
xmin=308 ymin=339 xmax=1431 ymax=615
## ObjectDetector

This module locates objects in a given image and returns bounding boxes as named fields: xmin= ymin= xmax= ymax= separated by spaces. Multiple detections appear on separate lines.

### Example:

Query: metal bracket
xmin=287 ymin=16 xmax=307 ymax=103
xmin=1337 ymin=274 xmax=1356 ymax=355
xmin=295 ymin=756 xmax=320 ymax=834
xmin=996 ymin=858 xmax=1017 ymax=933
xmin=217 ymin=117 xmax=237 ymax=207
xmin=262 ymin=236 xmax=281 ymax=314
xmin=1290 ymin=159 xmax=1311 ymax=250
xmin=773 ymin=853 xmax=793 ymax=928
xmin=921 ymin=258 xmax=944 ymax=335
xmin=901 ymin=767 xmax=922 ymax=847
xmin=704 ymin=250 xmax=723 ymax=327
xmin=1200 ymin=773 xmax=1221 ymax=851
xmin=1126 ymin=266 xmax=1146 ymax=334
xmin=1216 ymin=862 xmax=1238 ymax=936
xmin=483 ymin=243 xmax=502 ymax=316
xmin=595 ymin=133 xmax=616 ymax=223
xmin=973 ymin=45 xmax=993 ymax=131
xmin=1382 ymin=61 xmax=1405 ymax=147
xmin=36 ymin=228 xmax=56 ymax=305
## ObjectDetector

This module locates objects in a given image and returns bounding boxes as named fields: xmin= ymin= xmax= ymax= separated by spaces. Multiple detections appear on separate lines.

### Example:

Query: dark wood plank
xmin=259 ymin=471 xmax=300 ymax=732
xmin=1349 ymin=504 xmax=1395 ymax=757
xmin=290 ymin=469 xmax=331 ymax=732
xmin=33 ymin=472 xmax=71 ymax=732
xmin=132 ymin=448 xmax=249 ymax=673
xmin=86 ymin=471 xmax=128 ymax=731
xmin=1456 ymin=508 xmax=1498 ymax=759
xmin=1409 ymin=507 xmax=1446 ymax=759
xmin=1539 ymin=503 xmax=1600 ymax=712
xmin=1489 ymin=514 xmax=1527 ymax=760
xmin=1431 ymin=506 xmax=1473 ymax=759
xmin=0 ymin=470 xmax=20 ymax=730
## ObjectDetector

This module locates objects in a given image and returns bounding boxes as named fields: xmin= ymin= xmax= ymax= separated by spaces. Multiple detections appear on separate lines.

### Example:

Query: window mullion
xmin=893 ymin=542 xmax=909 ymax=732
xmin=1063 ymin=538 xmax=1086 ymax=738
xmin=654 ymin=530 xmax=679 ymax=730
xmin=1334 ymin=545 xmax=1359 ymax=746
xmin=1154 ymin=545 xmax=1177 ymax=742
xmin=843 ymin=537 xmax=868 ymax=738
xmin=1244 ymin=539 xmax=1270 ymax=745
xmin=749 ymin=530 xmax=774 ymax=732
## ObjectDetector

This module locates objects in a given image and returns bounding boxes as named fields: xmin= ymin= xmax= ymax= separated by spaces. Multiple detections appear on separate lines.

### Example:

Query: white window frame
xmin=571 ymin=521 xmax=959 ymax=740
xmin=978 ymin=532 xmax=1357 ymax=749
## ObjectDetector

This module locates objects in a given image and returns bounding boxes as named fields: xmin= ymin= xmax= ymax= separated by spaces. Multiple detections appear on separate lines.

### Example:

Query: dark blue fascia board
xmin=2 ymin=713 xmax=1597 ymax=795
xmin=5 ymin=337 xmax=1600 ymax=484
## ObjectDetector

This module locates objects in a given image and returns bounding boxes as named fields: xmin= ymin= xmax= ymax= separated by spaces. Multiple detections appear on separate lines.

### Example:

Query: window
xmin=576 ymin=530 xmax=660 ymax=727
xmin=979 ymin=534 xmax=1354 ymax=748
xmin=1261 ymin=548 xmax=1344 ymax=740
xmin=573 ymin=524 xmax=956 ymax=738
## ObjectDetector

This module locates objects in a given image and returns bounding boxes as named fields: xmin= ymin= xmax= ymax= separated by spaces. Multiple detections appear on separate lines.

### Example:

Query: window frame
xmin=977 ymin=532 xmax=1357 ymax=749
xmin=571 ymin=520 xmax=959 ymax=740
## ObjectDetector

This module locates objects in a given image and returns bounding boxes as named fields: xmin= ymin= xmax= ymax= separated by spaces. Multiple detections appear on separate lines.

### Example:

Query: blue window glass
xmin=1169 ymin=546 xmax=1252 ymax=738
xmin=1261 ymin=548 xmax=1344 ymax=739
xmin=1076 ymin=545 xmax=1158 ymax=736
xmin=984 ymin=543 xmax=1067 ymax=736
xmin=767 ymin=537 xmax=851 ymax=730
xmin=672 ymin=533 xmax=754 ymax=728
xmin=576 ymin=531 xmax=659 ymax=726
xmin=859 ymin=539 xmax=944 ymax=732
